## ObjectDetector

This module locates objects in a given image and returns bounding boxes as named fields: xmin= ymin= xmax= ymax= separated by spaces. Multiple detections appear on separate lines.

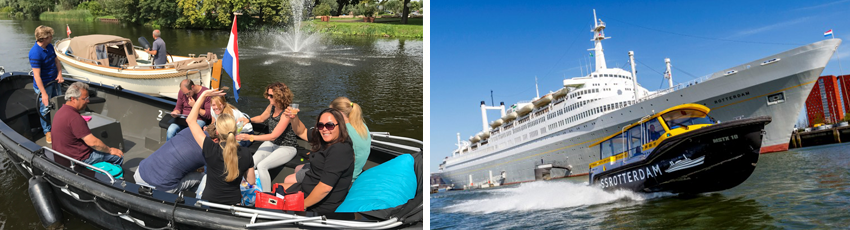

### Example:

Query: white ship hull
xmin=441 ymin=39 xmax=841 ymax=189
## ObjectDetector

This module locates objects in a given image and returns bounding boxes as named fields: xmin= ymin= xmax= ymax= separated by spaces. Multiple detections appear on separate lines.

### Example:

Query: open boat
xmin=0 ymin=69 xmax=422 ymax=229
xmin=54 ymin=35 xmax=221 ymax=100
xmin=588 ymin=104 xmax=771 ymax=194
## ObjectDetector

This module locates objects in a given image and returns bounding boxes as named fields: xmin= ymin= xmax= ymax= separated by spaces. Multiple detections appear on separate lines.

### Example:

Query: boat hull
xmin=440 ymin=39 xmax=840 ymax=190
xmin=54 ymin=39 xmax=213 ymax=99
xmin=590 ymin=117 xmax=770 ymax=194
xmin=0 ymin=72 xmax=422 ymax=229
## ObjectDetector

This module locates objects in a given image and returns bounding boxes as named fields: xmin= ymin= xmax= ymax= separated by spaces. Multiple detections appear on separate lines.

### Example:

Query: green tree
xmin=19 ymin=0 xmax=51 ymax=19
xmin=57 ymin=0 xmax=80 ymax=10
xmin=381 ymin=0 xmax=401 ymax=15
xmin=357 ymin=0 xmax=377 ymax=18
xmin=77 ymin=1 xmax=104 ymax=16
xmin=102 ymin=0 xmax=134 ymax=21
xmin=312 ymin=3 xmax=331 ymax=16
xmin=136 ymin=0 xmax=181 ymax=28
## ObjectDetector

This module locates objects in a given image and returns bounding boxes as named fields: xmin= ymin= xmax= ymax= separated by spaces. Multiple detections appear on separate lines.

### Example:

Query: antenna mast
xmin=588 ymin=9 xmax=610 ymax=71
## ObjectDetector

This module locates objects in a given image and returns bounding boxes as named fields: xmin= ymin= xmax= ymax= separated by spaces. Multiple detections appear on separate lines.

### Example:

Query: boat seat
xmin=84 ymin=113 xmax=125 ymax=151
xmin=0 ymin=88 xmax=38 ymax=121
xmin=51 ymin=94 xmax=106 ymax=116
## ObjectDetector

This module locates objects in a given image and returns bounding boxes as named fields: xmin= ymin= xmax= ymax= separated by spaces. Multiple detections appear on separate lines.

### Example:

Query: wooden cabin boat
xmin=54 ymin=35 xmax=220 ymax=100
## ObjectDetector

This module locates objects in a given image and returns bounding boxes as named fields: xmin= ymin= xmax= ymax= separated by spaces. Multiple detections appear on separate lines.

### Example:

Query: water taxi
xmin=588 ymin=104 xmax=771 ymax=194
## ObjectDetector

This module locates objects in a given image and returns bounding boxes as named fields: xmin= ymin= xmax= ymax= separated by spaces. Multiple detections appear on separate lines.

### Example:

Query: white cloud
xmin=795 ymin=0 xmax=850 ymax=11
xmin=727 ymin=17 xmax=811 ymax=38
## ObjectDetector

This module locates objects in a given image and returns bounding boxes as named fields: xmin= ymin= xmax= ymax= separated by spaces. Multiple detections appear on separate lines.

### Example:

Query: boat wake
xmin=444 ymin=181 xmax=672 ymax=214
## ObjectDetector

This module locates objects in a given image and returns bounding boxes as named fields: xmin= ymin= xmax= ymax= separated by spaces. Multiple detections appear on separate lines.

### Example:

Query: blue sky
xmin=430 ymin=0 xmax=850 ymax=172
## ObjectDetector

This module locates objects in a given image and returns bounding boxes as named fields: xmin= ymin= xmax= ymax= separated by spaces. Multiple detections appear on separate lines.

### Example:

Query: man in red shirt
xmin=166 ymin=79 xmax=210 ymax=141
xmin=52 ymin=82 xmax=123 ymax=165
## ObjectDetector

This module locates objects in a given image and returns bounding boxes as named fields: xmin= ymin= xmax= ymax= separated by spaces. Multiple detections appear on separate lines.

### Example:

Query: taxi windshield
xmin=661 ymin=109 xmax=714 ymax=129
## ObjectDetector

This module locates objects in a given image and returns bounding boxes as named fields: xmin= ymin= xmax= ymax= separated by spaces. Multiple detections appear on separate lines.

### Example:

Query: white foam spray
xmin=445 ymin=181 xmax=662 ymax=214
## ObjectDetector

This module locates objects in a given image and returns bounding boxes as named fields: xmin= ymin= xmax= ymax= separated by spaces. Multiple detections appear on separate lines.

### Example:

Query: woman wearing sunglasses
xmin=236 ymin=82 xmax=299 ymax=192
xmin=286 ymin=97 xmax=371 ymax=182
xmin=282 ymin=108 xmax=354 ymax=219
xmin=186 ymin=89 xmax=255 ymax=205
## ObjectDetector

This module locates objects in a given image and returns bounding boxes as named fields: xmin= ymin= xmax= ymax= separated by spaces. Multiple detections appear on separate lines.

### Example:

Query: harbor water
xmin=431 ymin=143 xmax=850 ymax=229
xmin=0 ymin=19 xmax=422 ymax=229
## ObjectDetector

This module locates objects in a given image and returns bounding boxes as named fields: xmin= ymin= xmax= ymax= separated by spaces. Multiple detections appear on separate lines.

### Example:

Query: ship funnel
xmin=480 ymin=101 xmax=488 ymax=133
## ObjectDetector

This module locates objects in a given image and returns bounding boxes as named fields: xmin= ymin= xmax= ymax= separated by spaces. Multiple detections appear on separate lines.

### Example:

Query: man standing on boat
xmin=53 ymin=82 xmax=124 ymax=166
xmin=29 ymin=25 xmax=64 ymax=144
xmin=144 ymin=30 xmax=167 ymax=67
xmin=167 ymin=79 xmax=211 ymax=141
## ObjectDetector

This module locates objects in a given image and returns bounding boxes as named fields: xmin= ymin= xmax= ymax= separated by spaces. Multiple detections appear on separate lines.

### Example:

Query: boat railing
xmin=371 ymin=132 xmax=423 ymax=153
xmin=638 ymin=74 xmax=712 ymax=103
xmin=129 ymin=63 xmax=178 ymax=70
xmin=62 ymin=73 xmax=91 ymax=83
xmin=195 ymin=200 xmax=404 ymax=229
xmin=42 ymin=147 xmax=115 ymax=184
xmin=66 ymin=53 xmax=103 ymax=66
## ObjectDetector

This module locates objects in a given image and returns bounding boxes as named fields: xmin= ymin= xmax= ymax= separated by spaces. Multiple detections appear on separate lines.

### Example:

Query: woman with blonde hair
xmin=187 ymin=90 xmax=255 ymax=204
xmin=209 ymin=95 xmax=252 ymax=146
xmin=237 ymin=82 xmax=299 ymax=192
xmin=288 ymin=96 xmax=371 ymax=181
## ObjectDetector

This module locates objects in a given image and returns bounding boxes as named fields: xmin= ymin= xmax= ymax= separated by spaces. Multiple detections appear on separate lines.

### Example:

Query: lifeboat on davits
xmin=532 ymin=94 xmax=553 ymax=108
xmin=490 ymin=119 xmax=504 ymax=128
xmin=516 ymin=103 xmax=533 ymax=116
xmin=502 ymin=111 xmax=518 ymax=122
xmin=553 ymin=88 xmax=569 ymax=99
xmin=480 ymin=131 xmax=491 ymax=139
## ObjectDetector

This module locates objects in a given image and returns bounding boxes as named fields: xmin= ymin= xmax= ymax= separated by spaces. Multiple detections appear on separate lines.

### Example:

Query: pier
xmin=789 ymin=123 xmax=850 ymax=148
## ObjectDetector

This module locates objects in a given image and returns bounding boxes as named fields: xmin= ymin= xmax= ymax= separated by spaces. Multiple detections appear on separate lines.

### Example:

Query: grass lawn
xmin=304 ymin=17 xmax=423 ymax=38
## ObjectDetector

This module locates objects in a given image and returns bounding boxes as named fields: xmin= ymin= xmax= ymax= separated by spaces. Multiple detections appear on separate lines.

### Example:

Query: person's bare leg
xmin=284 ymin=174 xmax=297 ymax=184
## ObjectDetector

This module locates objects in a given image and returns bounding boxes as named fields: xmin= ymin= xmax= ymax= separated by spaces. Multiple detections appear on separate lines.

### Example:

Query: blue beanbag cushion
xmin=336 ymin=154 xmax=416 ymax=212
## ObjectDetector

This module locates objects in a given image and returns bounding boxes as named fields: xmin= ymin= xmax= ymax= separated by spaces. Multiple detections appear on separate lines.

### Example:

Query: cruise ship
xmin=438 ymin=10 xmax=841 ymax=189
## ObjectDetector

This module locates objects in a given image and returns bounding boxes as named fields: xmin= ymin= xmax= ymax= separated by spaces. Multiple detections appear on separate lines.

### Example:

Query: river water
xmin=0 ymin=19 xmax=422 ymax=229
xmin=431 ymin=143 xmax=850 ymax=229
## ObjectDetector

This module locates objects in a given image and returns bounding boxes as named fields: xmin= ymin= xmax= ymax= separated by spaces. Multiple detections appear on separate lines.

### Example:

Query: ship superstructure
xmin=439 ymin=10 xmax=841 ymax=189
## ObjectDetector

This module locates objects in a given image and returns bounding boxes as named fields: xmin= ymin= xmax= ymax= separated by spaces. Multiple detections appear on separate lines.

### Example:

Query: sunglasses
xmin=316 ymin=122 xmax=338 ymax=131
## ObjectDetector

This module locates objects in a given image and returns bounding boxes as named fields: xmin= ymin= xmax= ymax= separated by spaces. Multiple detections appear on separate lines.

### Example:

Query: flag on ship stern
xmin=824 ymin=29 xmax=833 ymax=37
xmin=223 ymin=15 xmax=241 ymax=101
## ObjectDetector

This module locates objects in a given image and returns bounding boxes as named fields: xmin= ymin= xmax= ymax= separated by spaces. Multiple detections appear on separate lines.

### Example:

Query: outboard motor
xmin=138 ymin=36 xmax=151 ymax=50
xmin=28 ymin=175 xmax=63 ymax=229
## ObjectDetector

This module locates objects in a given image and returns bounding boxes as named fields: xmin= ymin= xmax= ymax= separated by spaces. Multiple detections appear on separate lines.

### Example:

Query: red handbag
xmin=272 ymin=183 xmax=305 ymax=211
xmin=254 ymin=191 xmax=285 ymax=210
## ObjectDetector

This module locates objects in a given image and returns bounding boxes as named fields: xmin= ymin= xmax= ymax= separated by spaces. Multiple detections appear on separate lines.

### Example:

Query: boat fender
xmin=28 ymin=175 xmax=63 ymax=229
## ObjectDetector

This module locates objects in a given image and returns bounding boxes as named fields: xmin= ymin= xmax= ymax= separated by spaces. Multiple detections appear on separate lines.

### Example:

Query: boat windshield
xmin=661 ymin=109 xmax=714 ymax=129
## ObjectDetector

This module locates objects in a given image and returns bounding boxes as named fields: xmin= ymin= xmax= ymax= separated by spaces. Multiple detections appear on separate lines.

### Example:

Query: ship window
xmin=645 ymin=118 xmax=664 ymax=143
xmin=661 ymin=109 xmax=715 ymax=129
xmin=626 ymin=125 xmax=643 ymax=154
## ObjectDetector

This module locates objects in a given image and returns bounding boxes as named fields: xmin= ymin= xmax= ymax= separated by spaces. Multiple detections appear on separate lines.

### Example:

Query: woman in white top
xmin=209 ymin=96 xmax=253 ymax=147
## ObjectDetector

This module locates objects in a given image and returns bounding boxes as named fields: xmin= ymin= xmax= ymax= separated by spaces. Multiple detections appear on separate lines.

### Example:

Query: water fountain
xmin=275 ymin=0 xmax=322 ymax=53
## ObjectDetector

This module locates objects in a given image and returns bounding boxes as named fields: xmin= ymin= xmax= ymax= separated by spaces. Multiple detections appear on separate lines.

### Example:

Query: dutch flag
xmin=824 ymin=29 xmax=833 ymax=38
xmin=222 ymin=15 xmax=241 ymax=101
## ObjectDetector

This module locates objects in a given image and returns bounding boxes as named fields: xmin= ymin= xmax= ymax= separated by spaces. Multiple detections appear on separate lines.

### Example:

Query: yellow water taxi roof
xmin=588 ymin=103 xmax=710 ymax=147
